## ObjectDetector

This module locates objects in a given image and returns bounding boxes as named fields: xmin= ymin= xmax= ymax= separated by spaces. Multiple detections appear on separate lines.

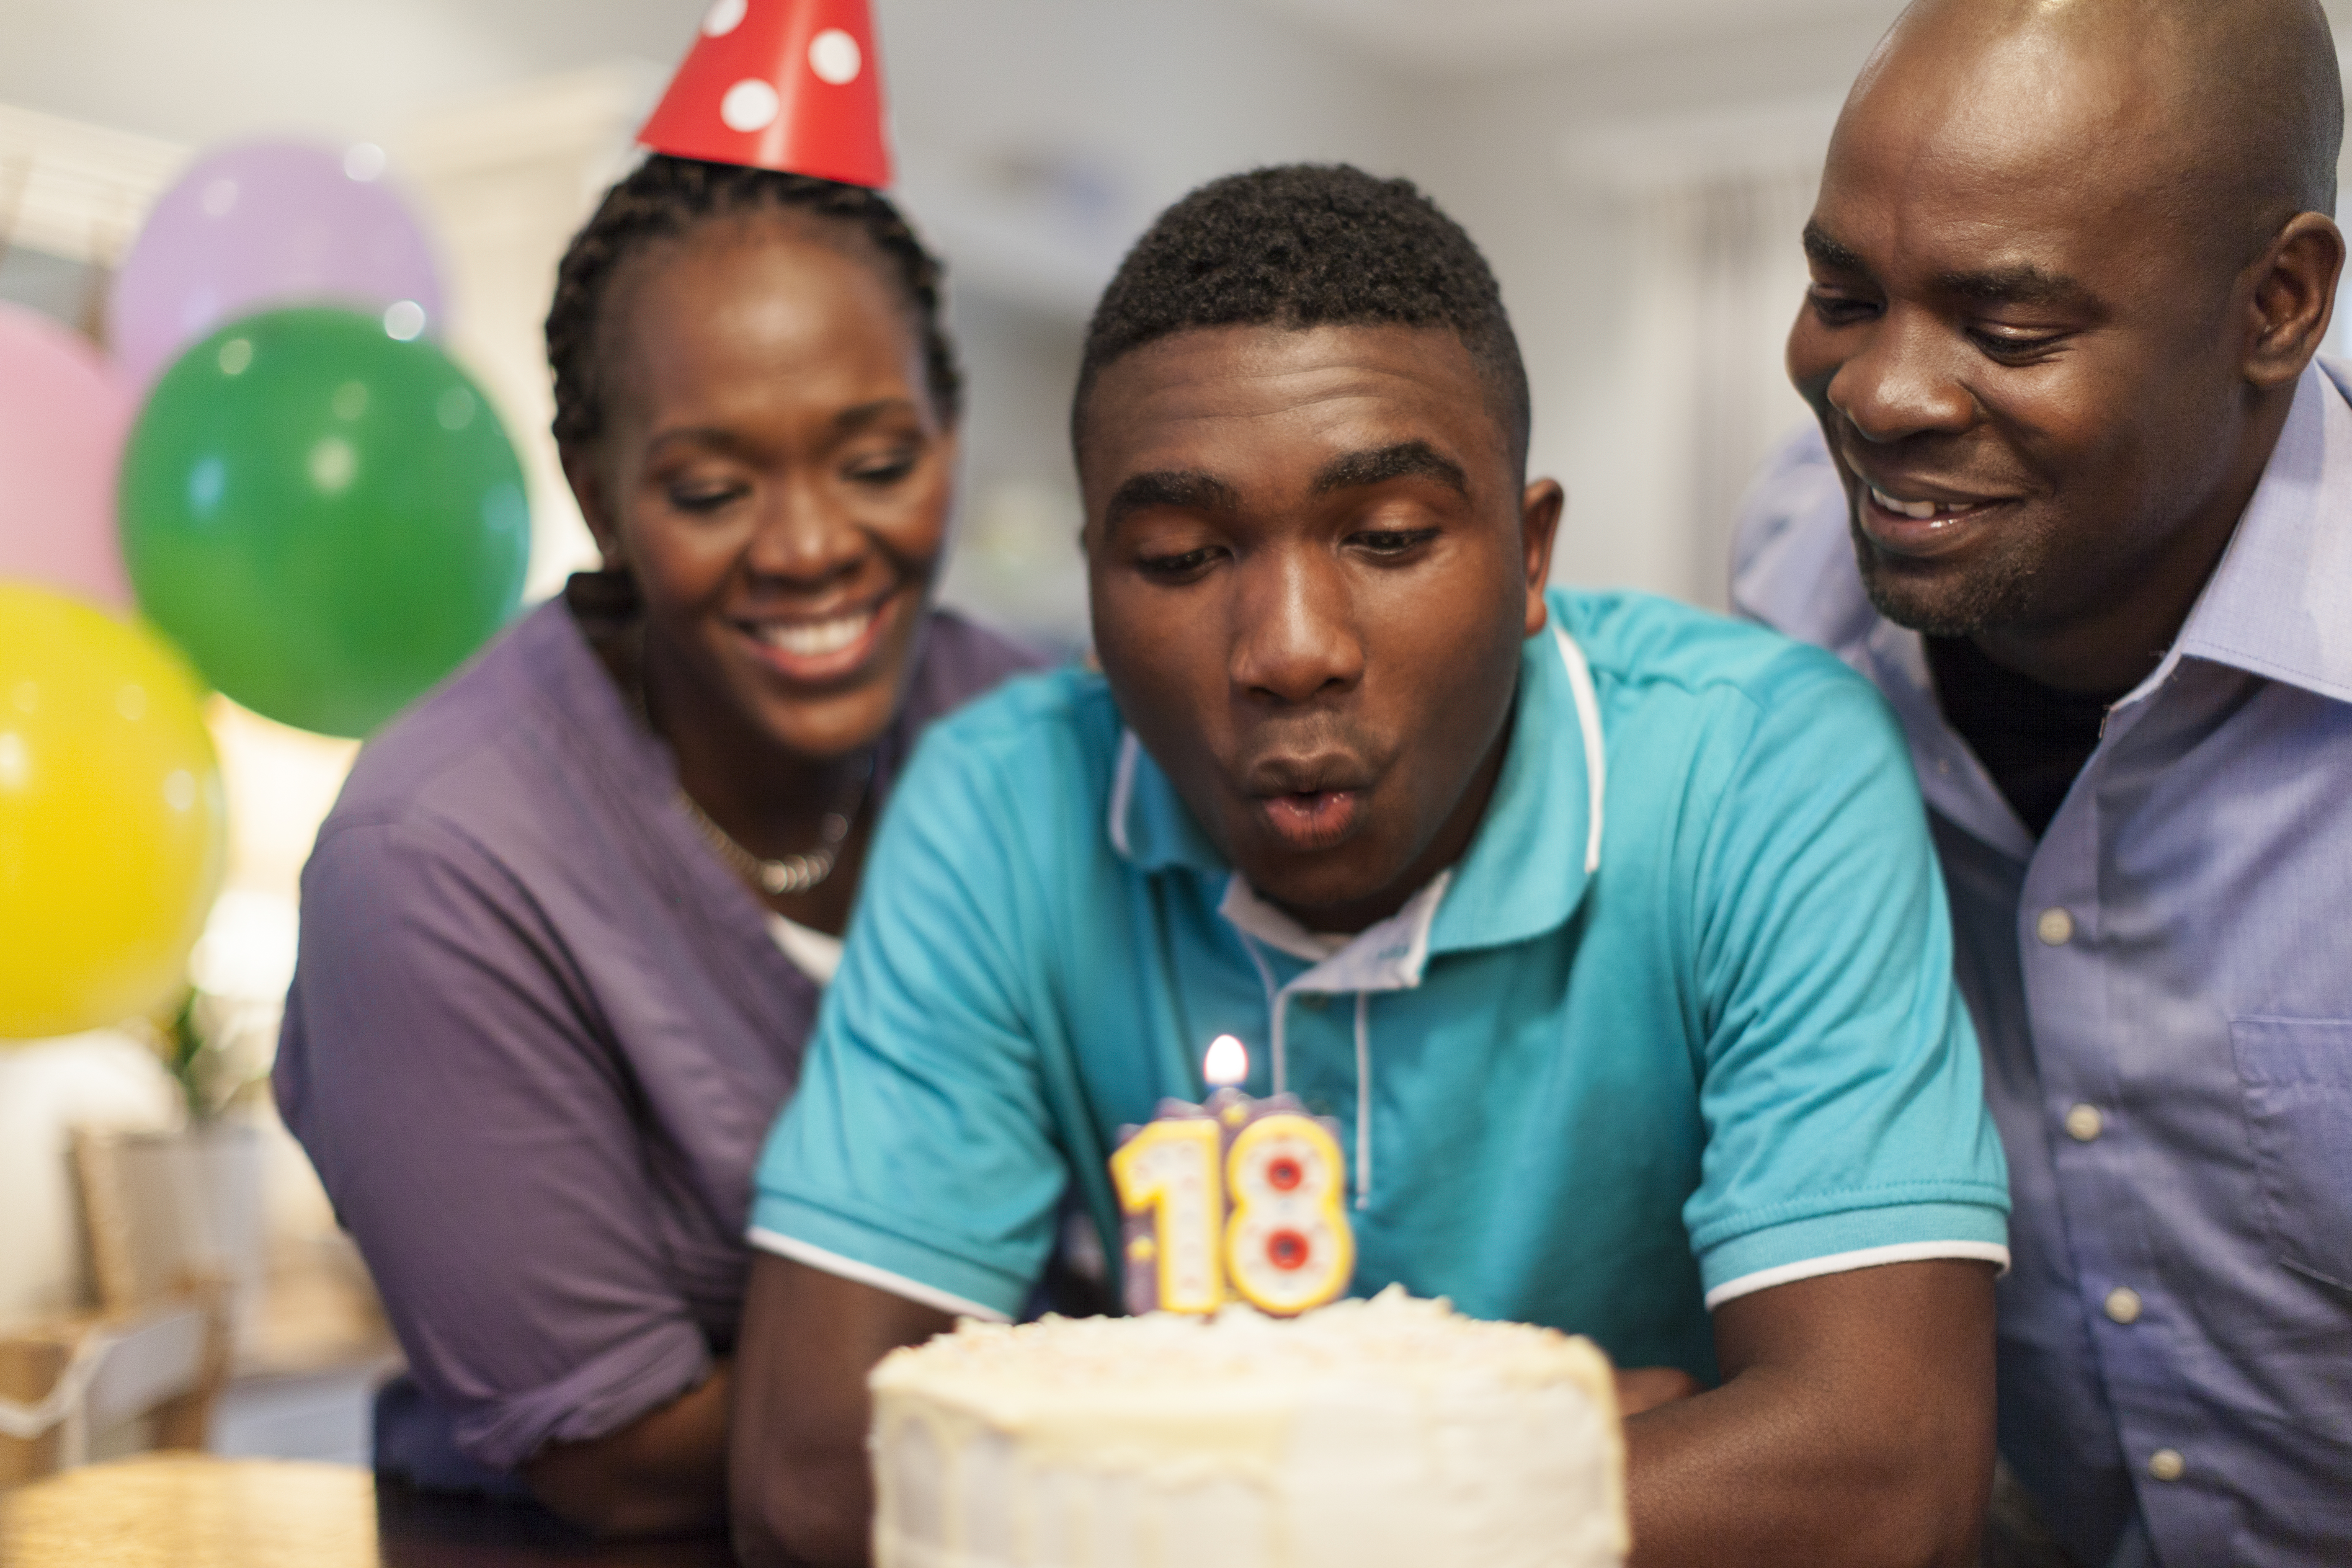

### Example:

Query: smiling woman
xmin=269 ymin=154 xmax=1043 ymax=1537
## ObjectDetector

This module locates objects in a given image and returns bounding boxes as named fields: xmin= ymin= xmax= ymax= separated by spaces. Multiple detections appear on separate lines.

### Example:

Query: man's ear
xmin=2244 ymin=211 xmax=2345 ymax=391
xmin=1519 ymin=478 xmax=1565 ymax=638
xmin=560 ymin=444 xmax=627 ymax=572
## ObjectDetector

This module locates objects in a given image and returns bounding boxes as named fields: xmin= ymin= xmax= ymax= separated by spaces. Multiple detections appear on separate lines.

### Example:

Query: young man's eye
xmin=1969 ymin=326 xmax=2068 ymax=360
xmin=1351 ymin=528 xmax=1439 ymax=558
xmin=1136 ymin=546 xmax=1222 ymax=581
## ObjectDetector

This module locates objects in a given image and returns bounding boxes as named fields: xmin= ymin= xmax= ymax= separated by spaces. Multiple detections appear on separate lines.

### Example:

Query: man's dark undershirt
xmin=1925 ymin=635 xmax=2130 ymax=839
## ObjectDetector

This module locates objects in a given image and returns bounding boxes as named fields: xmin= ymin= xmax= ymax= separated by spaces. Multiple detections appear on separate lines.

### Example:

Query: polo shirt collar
xmin=1104 ymin=622 xmax=1599 ymax=981
xmin=1103 ymin=728 xmax=1227 ymax=875
xmin=1425 ymin=624 xmax=1597 ymax=957
xmin=1218 ymin=869 xmax=1453 ymax=992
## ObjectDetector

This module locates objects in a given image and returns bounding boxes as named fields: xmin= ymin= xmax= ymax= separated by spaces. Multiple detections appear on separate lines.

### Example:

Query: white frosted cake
xmin=868 ymin=1287 xmax=1627 ymax=1568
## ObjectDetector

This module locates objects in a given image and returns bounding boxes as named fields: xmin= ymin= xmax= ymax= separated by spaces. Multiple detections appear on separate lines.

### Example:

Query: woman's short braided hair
xmin=545 ymin=154 xmax=962 ymax=448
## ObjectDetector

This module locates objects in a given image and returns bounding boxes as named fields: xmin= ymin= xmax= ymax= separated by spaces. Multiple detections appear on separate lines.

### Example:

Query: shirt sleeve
xmin=274 ymin=816 xmax=713 ymax=1471
xmin=750 ymin=723 xmax=1066 ymax=1321
xmin=1681 ymin=647 xmax=2012 ymax=1306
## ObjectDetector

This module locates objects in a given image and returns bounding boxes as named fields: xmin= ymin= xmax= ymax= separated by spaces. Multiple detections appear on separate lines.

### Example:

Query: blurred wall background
xmin=7 ymin=0 xmax=2352 ymax=1001
xmin=13 ymin=0 xmax=2352 ymax=635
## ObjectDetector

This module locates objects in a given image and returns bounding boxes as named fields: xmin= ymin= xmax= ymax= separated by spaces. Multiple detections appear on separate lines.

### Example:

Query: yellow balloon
xmin=0 ymin=582 xmax=225 ymax=1040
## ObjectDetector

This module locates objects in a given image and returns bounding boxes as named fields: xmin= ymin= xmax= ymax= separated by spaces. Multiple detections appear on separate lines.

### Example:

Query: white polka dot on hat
xmin=808 ymin=28 xmax=862 ymax=85
xmin=720 ymin=77 xmax=782 ymax=132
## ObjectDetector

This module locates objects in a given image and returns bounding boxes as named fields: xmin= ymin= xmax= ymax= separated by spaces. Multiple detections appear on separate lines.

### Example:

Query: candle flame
xmin=1203 ymin=1034 xmax=1249 ymax=1088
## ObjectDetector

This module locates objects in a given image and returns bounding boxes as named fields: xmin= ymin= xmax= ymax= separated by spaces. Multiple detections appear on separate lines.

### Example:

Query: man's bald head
xmin=1852 ymin=0 xmax=2341 ymax=263
xmin=1790 ymin=0 xmax=2347 ymax=690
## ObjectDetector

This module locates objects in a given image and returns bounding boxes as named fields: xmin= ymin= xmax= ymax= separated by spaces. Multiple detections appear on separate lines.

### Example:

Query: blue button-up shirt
xmin=1733 ymin=362 xmax=2352 ymax=1567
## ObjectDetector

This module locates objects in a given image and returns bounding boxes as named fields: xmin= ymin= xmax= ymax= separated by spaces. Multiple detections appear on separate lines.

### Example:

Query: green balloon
xmin=121 ymin=307 xmax=529 ymax=737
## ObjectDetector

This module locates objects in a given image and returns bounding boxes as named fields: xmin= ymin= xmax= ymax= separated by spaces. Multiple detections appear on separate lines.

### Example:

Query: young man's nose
xmin=1227 ymin=545 xmax=1366 ymax=705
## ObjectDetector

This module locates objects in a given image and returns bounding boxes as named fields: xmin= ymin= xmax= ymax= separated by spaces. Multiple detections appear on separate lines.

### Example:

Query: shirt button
xmin=2148 ymin=1449 xmax=2185 ymax=1483
xmin=2036 ymin=907 xmax=2076 ymax=946
xmin=2065 ymin=1104 xmax=2104 ymax=1142
xmin=1297 ymin=993 xmax=1328 ymax=1011
xmin=2104 ymin=1287 xmax=2143 ymax=1325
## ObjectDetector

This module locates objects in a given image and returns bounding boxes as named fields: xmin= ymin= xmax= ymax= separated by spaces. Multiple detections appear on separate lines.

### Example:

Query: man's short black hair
xmin=1072 ymin=164 xmax=1531 ymax=469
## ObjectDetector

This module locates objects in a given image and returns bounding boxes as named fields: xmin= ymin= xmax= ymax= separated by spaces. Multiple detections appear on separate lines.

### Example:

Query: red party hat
xmin=638 ymin=0 xmax=892 ymax=188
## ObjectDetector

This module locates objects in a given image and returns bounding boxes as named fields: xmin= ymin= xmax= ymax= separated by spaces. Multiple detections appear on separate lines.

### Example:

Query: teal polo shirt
xmin=751 ymin=589 xmax=2008 ymax=1378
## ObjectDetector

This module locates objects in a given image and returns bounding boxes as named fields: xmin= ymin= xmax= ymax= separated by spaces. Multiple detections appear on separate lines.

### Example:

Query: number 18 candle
xmin=1109 ymin=1034 xmax=1355 ymax=1316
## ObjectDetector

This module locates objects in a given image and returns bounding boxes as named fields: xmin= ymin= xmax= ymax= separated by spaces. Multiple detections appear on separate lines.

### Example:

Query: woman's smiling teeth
xmin=755 ymin=607 xmax=878 ymax=659
xmin=1870 ymin=485 xmax=1987 ymax=521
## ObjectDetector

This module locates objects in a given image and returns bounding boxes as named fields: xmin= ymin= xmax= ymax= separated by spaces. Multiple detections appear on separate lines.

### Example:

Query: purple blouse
xmin=275 ymin=576 xmax=1043 ymax=1473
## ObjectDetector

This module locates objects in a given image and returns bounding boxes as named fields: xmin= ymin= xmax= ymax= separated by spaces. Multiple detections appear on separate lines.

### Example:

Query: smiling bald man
xmin=1733 ymin=2 xmax=2352 ymax=1563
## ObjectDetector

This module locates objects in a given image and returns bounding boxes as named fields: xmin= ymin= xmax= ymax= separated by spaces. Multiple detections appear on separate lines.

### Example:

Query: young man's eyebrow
xmin=1103 ymin=469 xmax=1242 ymax=531
xmin=1310 ymin=441 xmax=1467 ymax=498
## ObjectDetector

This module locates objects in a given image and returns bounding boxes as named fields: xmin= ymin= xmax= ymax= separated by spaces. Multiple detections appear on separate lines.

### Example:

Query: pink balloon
xmin=0 ymin=304 xmax=134 ymax=610
xmin=108 ymin=139 xmax=446 ymax=388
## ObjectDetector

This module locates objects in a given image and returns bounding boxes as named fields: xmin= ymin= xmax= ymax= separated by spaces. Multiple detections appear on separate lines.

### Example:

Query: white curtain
xmin=1558 ymin=94 xmax=1833 ymax=609
xmin=1625 ymin=165 xmax=1821 ymax=609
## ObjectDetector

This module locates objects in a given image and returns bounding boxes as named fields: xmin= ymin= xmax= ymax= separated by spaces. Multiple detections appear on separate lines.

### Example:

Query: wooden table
xmin=0 ymin=1454 xmax=735 ymax=1566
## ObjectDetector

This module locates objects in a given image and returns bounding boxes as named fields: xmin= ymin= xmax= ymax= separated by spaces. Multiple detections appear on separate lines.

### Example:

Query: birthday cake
xmin=868 ymin=1287 xmax=1628 ymax=1568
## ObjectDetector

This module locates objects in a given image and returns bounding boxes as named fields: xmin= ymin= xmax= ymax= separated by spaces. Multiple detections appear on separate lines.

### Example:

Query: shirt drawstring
xmin=1234 ymin=931 xmax=1287 ymax=1095
xmin=1233 ymin=930 xmax=1364 ymax=1205
xmin=1353 ymin=991 xmax=1372 ymax=1210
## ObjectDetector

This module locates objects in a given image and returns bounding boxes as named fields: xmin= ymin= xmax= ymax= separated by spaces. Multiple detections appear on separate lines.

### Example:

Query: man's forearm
xmin=522 ymin=1362 xmax=732 ymax=1537
xmin=1624 ymin=1364 xmax=1984 ymax=1567
xmin=1622 ymin=1261 xmax=1998 ymax=1568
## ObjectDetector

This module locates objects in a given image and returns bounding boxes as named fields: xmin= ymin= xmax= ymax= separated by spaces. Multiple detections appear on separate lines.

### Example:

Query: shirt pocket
xmin=2229 ymin=1017 xmax=2352 ymax=1292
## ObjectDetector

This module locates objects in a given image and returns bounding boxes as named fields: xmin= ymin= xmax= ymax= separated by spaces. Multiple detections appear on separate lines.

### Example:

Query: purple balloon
xmin=109 ymin=139 xmax=446 ymax=388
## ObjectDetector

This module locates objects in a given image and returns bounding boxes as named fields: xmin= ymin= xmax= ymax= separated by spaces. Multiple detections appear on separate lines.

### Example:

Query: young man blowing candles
xmin=731 ymin=165 xmax=2011 ymax=1568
